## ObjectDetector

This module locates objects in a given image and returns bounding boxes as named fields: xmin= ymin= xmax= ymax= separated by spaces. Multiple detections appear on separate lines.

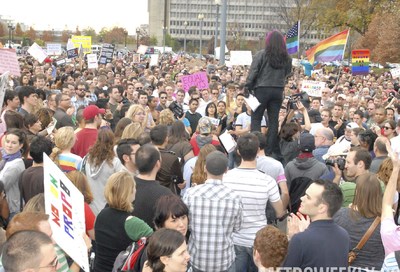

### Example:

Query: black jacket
xmin=245 ymin=50 xmax=292 ymax=90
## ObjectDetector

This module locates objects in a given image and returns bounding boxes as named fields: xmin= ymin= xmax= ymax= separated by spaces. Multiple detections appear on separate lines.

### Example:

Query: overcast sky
xmin=1 ymin=0 xmax=149 ymax=34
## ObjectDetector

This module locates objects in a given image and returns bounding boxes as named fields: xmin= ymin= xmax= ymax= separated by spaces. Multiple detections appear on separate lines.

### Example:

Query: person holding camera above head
xmin=332 ymin=147 xmax=373 ymax=207
xmin=245 ymin=30 xmax=292 ymax=159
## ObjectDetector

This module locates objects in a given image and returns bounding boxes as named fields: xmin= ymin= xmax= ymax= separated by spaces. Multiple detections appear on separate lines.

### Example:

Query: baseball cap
xmin=300 ymin=133 xmax=315 ymax=152
xmin=205 ymin=151 xmax=228 ymax=176
xmin=338 ymin=94 xmax=347 ymax=100
xmin=346 ymin=122 xmax=359 ymax=129
xmin=198 ymin=117 xmax=212 ymax=135
xmin=83 ymin=105 xmax=105 ymax=120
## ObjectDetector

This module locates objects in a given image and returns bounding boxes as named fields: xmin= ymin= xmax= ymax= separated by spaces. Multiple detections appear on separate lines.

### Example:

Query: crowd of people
xmin=0 ymin=28 xmax=400 ymax=272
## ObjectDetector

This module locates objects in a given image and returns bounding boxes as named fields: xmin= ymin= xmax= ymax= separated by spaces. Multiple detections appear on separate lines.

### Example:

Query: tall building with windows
xmin=149 ymin=0 xmax=327 ymax=53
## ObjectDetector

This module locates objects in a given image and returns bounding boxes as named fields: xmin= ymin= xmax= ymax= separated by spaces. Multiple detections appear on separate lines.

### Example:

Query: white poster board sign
xmin=87 ymin=54 xmax=98 ymax=69
xmin=292 ymin=58 xmax=301 ymax=67
xmin=44 ymin=154 xmax=89 ymax=272
xmin=149 ymin=54 xmax=159 ymax=66
xmin=47 ymin=44 xmax=62 ymax=55
xmin=391 ymin=67 xmax=400 ymax=79
xmin=301 ymin=80 xmax=326 ymax=97
xmin=137 ymin=45 xmax=148 ymax=55
xmin=0 ymin=72 xmax=10 ymax=108
xmin=207 ymin=117 xmax=220 ymax=126
xmin=0 ymin=49 xmax=21 ymax=77
xmin=215 ymin=45 xmax=229 ymax=60
xmin=218 ymin=131 xmax=237 ymax=153
xmin=230 ymin=51 xmax=253 ymax=66
xmin=244 ymin=94 xmax=261 ymax=112
xmin=28 ymin=43 xmax=48 ymax=63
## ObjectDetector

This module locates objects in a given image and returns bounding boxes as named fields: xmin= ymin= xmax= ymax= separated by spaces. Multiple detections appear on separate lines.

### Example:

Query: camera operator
xmin=331 ymin=147 xmax=372 ymax=207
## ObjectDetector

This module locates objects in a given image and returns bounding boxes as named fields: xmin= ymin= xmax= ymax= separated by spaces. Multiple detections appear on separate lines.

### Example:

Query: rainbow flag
xmin=306 ymin=29 xmax=349 ymax=64
xmin=286 ymin=21 xmax=300 ymax=55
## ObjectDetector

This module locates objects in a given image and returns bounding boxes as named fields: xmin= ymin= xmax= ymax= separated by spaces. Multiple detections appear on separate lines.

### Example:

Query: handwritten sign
xmin=301 ymin=80 xmax=325 ymax=97
xmin=47 ymin=43 xmax=62 ymax=55
xmin=28 ymin=43 xmax=48 ymax=63
xmin=71 ymin=36 xmax=92 ymax=54
xmin=352 ymin=49 xmax=370 ymax=75
xmin=391 ymin=67 xmax=400 ymax=79
xmin=230 ymin=51 xmax=252 ymax=66
xmin=44 ymin=154 xmax=89 ymax=271
xmin=99 ymin=43 xmax=115 ymax=65
xmin=0 ymin=49 xmax=21 ymax=77
xmin=132 ymin=54 xmax=140 ymax=63
xmin=181 ymin=72 xmax=209 ymax=93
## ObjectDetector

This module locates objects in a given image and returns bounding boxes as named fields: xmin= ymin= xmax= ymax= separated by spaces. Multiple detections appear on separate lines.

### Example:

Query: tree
xmin=42 ymin=30 xmax=53 ymax=42
xmin=75 ymin=26 xmax=81 ymax=36
xmin=26 ymin=27 xmax=36 ymax=41
xmin=207 ymin=36 xmax=215 ymax=54
xmin=149 ymin=35 xmax=158 ymax=46
xmin=15 ymin=23 xmax=24 ymax=37
xmin=61 ymin=30 xmax=70 ymax=43
xmin=104 ymin=27 xmax=127 ymax=44
xmin=82 ymin=27 xmax=97 ymax=42
xmin=315 ymin=0 xmax=395 ymax=36
xmin=165 ymin=33 xmax=179 ymax=51
xmin=0 ymin=24 xmax=4 ymax=38
xmin=34 ymin=39 xmax=45 ymax=46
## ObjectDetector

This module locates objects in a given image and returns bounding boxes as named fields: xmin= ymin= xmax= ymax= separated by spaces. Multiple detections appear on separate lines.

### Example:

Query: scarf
xmin=297 ymin=152 xmax=314 ymax=159
xmin=0 ymin=149 xmax=22 ymax=172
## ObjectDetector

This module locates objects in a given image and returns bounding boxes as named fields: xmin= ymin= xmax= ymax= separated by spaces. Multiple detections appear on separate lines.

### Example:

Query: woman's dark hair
xmin=168 ymin=121 xmax=188 ymax=145
xmin=87 ymin=128 xmax=115 ymax=168
xmin=24 ymin=114 xmax=39 ymax=129
xmin=279 ymin=122 xmax=301 ymax=141
xmin=6 ymin=128 xmax=28 ymax=157
xmin=205 ymin=102 xmax=218 ymax=118
xmin=147 ymin=229 xmax=186 ymax=272
xmin=358 ymin=129 xmax=377 ymax=152
xmin=4 ymin=111 xmax=24 ymax=130
xmin=153 ymin=195 xmax=189 ymax=229
xmin=265 ymin=30 xmax=290 ymax=69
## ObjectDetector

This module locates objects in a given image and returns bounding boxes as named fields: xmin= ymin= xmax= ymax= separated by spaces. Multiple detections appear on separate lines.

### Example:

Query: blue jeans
xmin=251 ymin=87 xmax=283 ymax=156
xmin=234 ymin=245 xmax=258 ymax=272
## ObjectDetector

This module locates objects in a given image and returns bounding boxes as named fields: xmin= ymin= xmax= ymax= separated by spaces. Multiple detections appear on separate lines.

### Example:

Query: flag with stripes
xmin=306 ymin=29 xmax=350 ymax=64
xmin=286 ymin=21 xmax=299 ymax=55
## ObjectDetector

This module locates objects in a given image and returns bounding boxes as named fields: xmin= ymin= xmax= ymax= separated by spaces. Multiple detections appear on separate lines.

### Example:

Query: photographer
xmin=331 ymin=147 xmax=372 ymax=207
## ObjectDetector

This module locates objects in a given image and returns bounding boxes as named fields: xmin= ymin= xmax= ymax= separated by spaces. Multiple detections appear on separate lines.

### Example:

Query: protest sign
xmin=391 ymin=67 xmax=400 ymax=79
xmin=0 ymin=49 xmax=21 ymax=77
xmin=301 ymin=80 xmax=325 ymax=97
xmin=137 ymin=45 xmax=148 ymax=55
xmin=71 ymin=36 xmax=92 ymax=54
xmin=0 ymin=72 xmax=9 ymax=108
xmin=215 ymin=45 xmax=229 ymax=60
xmin=207 ymin=117 xmax=220 ymax=127
xmin=132 ymin=54 xmax=140 ymax=63
xmin=56 ymin=58 xmax=67 ymax=66
xmin=292 ymin=58 xmax=301 ymax=67
xmin=47 ymin=43 xmax=62 ymax=55
xmin=181 ymin=72 xmax=209 ymax=92
xmin=244 ymin=94 xmax=261 ymax=112
xmin=99 ymin=43 xmax=115 ymax=65
xmin=352 ymin=49 xmax=370 ymax=75
xmin=44 ymin=154 xmax=89 ymax=272
xmin=67 ymin=48 xmax=79 ymax=59
xmin=87 ymin=54 xmax=98 ymax=69
xmin=230 ymin=51 xmax=252 ymax=66
xmin=149 ymin=54 xmax=159 ymax=66
xmin=28 ymin=43 xmax=48 ymax=63
xmin=218 ymin=131 xmax=237 ymax=153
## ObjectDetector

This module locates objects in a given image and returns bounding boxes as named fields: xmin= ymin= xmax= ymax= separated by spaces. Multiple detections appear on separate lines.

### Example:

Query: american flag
xmin=286 ymin=21 xmax=300 ymax=55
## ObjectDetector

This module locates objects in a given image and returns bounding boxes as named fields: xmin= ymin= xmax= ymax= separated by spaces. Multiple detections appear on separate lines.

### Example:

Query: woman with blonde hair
xmin=94 ymin=172 xmax=153 ymax=272
xmin=126 ymin=104 xmax=147 ymax=127
xmin=114 ymin=117 xmax=133 ymax=144
xmin=66 ymin=170 xmax=96 ymax=240
xmin=49 ymin=126 xmax=82 ymax=172
xmin=121 ymin=122 xmax=144 ymax=141
xmin=159 ymin=109 xmax=175 ymax=127
xmin=191 ymin=144 xmax=218 ymax=186
xmin=84 ymin=129 xmax=123 ymax=215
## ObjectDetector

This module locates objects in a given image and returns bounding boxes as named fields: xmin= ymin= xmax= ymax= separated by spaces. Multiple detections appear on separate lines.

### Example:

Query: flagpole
xmin=342 ymin=28 xmax=350 ymax=61
xmin=297 ymin=20 xmax=300 ymax=60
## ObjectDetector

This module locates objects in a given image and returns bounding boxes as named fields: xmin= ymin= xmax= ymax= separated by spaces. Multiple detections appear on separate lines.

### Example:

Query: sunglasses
xmin=384 ymin=126 xmax=393 ymax=130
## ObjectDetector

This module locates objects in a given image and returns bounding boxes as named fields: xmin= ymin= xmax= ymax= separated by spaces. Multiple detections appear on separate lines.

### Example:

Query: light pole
xmin=214 ymin=0 xmax=221 ymax=53
xmin=219 ymin=0 xmax=227 ymax=65
xmin=258 ymin=33 xmax=263 ymax=51
xmin=183 ymin=21 xmax=188 ymax=53
xmin=162 ymin=26 xmax=167 ymax=53
xmin=233 ymin=32 xmax=237 ymax=50
xmin=136 ymin=27 xmax=140 ymax=50
xmin=124 ymin=30 xmax=128 ymax=48
xmin=198 ymin=13 xmax=204 ymax=58
xmin=8 ymin=23 xmax=15 ymax=48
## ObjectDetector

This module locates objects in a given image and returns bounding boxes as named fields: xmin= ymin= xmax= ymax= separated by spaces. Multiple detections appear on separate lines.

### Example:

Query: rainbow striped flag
xmin=306 ymin=29 xmax=349 ymax=64
xmin=286 ymin=21 xmax=300 ymax=55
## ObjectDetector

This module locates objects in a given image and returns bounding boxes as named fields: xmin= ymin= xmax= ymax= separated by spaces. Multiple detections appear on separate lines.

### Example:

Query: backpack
xmin=112 ymin=237 xmax=147 ymax=272
xmin=288 ymin=177 xmax=313 ymax=214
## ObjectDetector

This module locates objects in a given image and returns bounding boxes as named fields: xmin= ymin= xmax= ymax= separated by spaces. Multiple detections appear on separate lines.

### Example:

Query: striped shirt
xmin=58 ymin=153 xmax=83 ymax=172
xmin=183 ymin=179 xmax=243 ymax=272
xmin=381 ymin=251 xmax=399 ymax=271
xmin=223 ymin=168 xmax=281 ymax=247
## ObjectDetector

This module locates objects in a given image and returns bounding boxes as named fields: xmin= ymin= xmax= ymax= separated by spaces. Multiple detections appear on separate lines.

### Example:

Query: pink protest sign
xmin=0 ymin=49 xmax=21 ymax=77
xmin=181 ymin=72 xmax=209 ymax=92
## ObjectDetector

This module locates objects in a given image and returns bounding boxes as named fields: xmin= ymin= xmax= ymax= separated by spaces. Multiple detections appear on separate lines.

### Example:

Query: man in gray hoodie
xmin=284 ymin=132 xmax=329 ymax=188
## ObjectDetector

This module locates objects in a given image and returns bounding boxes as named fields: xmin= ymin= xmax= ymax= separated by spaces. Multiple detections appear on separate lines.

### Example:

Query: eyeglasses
xmin=384 ymin=126 xmax=393 ymax=130
xmin=136 ymin=87 xmax=143 ymax=90
xmin=160 ymin=97 xmax=167 ymax=99
xmin=85 ymin=95 xmax=91 ymax=98
xmin=39 ymin=256 xmax=59 ymax=269
xmin=212 ymin=92 xmax=219 ymax=95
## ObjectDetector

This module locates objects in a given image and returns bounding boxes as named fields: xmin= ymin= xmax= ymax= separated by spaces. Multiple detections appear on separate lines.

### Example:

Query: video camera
xmin=325 ymin=157 xmax=346 ymax=171
xmin=287 ymin=92 xmax=309 ymax=110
